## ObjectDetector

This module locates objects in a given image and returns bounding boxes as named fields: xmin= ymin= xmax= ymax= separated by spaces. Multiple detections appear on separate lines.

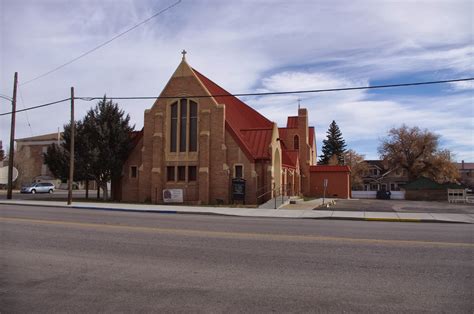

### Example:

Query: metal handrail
xmin=256 ymin=187 xmax=278 ymax=202
xmin=257 ymin=184 xmax=294 ymax=208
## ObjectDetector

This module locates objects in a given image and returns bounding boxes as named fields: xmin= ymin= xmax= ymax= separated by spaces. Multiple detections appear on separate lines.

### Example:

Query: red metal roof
xmin=277 ymin=128 xmax=288 ymax=149
xmin=456 ymin=162 xmax=474 ymax=170
xmin=193 ymin=69 xmax=274 ymax=160
xmin=287 ymin=116 xmax=298 ymax=128
xmin=278 ymin=128 xmax=288 ymax=138
xmin=130 ymin=129 xmax=144 ymax=149
xmin=282 ymin=150 xmax=299 ymax=168
xmin=240 ymin=128 xmax=273 ymax=159
xmin=310 ymin=165 xmax=351 ymax=172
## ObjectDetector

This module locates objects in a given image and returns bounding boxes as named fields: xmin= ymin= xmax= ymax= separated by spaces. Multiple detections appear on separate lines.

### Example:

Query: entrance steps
xmin=258 ymin=195 xmax=299 ymax=209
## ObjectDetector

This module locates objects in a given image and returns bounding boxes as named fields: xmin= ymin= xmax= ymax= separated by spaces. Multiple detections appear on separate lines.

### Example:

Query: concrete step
xmin=258 ymin=196 xmax=291 ymax=209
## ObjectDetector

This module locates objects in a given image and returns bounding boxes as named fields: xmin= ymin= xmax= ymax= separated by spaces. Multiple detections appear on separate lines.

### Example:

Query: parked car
xmin=21 ymin=182 xmax=55 ymax=194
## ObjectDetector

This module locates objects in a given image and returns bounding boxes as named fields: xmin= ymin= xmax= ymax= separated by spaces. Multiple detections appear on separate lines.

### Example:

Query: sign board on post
xmin=323 ymin=178 xmax=328 ymax=204
xmin=232 ymin=178 xmax=246 ymax=204
xmin=163 ymin=189 xmax=184 ymax=203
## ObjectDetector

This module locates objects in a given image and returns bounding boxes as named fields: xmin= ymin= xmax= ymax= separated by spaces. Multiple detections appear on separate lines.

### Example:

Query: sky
xmin=1 ymin=0 xmax=473 ymax=161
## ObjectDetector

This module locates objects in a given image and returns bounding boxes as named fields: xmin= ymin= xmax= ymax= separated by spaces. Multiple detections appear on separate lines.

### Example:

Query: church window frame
xmin=177 ymin=166 xmax=186 ymax=181
xmin=167 ymin=166 xmax=175 ymax=181
xmin=188 ymin=166 xmax=197 ymax=181
xmin=169 ymin=98 xmax=198 ymax=153
xmin=294 ymin=135 xmax=299 ymax=150
xmin=234 ymin=164 xmax=244 ymax=179
xmin=130 ymin=165 xmax=138 ymax=179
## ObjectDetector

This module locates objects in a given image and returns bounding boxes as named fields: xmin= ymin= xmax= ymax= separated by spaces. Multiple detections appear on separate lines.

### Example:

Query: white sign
xmin=0 ymin=166 xmax=19 ymax=184
xmin=323 ymin=179 xmax=328 ymax=188
xmin=163 ymin=189 xmax=183 ymax=203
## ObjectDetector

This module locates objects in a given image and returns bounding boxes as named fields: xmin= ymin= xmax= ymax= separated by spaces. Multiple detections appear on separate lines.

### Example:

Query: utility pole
xmin=7 ymin=72 xmax=18 ymax=200
xmin=67 ymin=87 xmax=75 ymax=205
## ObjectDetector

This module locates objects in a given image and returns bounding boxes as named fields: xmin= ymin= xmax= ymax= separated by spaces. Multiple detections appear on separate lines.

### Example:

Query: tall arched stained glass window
xmin=169 ymin=99 xmax=198 ymax=153
xmin=179 ymin=99 xmax=187 ymax=152
xmin=189 ymin=101 xmax=197 ymax=151
xmin=170 ymin=102 xmax=178 ymax=152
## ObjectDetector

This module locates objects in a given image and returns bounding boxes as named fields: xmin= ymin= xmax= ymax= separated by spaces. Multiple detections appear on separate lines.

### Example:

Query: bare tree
xmin=344 ymin=149 xmax=369 ymax=190
xmin=378 ymin=125 xmax=459 ymax=183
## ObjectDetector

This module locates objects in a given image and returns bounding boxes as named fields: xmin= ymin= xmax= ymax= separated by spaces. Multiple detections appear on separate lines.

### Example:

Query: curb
xmin=0 ymin=201 xmax=471 ymax=224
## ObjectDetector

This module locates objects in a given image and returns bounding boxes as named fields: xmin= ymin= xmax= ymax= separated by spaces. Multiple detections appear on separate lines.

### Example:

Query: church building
xmin=116 ymin=53 xmax=350 ymax=205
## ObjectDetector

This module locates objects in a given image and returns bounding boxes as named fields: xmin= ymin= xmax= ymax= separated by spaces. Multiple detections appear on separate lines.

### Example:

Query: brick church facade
xmin=116 ymin=54 xmax=350 ymax=205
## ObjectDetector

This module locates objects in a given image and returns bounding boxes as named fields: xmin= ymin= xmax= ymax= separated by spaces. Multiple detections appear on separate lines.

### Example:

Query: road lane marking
xmin=1 ymin=216 xmax=473 ymax=248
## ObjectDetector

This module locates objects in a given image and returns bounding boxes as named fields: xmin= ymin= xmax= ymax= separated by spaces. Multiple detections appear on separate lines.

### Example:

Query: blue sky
xmin=1 ymin=0 xmax=473 ymax=161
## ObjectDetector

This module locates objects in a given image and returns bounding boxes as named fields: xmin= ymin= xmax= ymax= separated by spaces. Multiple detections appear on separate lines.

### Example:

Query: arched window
xmin=169 ymin=99 xmax=198 ymax=152
xmin=293 ymin=135 xmax=299 ymax=150
xmin=170 ymin=102 xmax=178 ymax=152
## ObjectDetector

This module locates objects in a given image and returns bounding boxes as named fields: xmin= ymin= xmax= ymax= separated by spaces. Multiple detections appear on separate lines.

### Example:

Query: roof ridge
xmin=241 ymin=127 xmax=273 ymax=131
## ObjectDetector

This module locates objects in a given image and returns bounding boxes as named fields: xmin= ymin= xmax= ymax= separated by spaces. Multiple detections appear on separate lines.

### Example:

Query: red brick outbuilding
xmin=309 ymin=165 xmax=351 ymax=199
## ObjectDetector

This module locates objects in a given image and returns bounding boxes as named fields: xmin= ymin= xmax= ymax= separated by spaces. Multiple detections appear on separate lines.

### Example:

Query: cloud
xmin=245 ymin=69 xmax=473 ymax=161
xmin=0 ymin=0 xmax=472 ymax=162
xmin=450 ymin=80 xmax=474 ymax=91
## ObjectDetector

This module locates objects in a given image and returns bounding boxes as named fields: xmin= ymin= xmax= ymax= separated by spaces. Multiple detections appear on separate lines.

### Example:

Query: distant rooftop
xmin=16 ymin=132 xmax=62 ymax=142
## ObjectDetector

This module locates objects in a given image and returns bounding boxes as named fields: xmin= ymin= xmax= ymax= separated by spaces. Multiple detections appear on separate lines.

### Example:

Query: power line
xmin=0 ymin=94 xmax=13 ymax=101
xmin=76 ymin=77 xmax=474 ymax=100
xmin=18 ymin=85 xmax=34 ymax=136
xmin=20 ymin=0 xmax=182 ymax=86
xmin=0 ymin=98 xmax=71 ymax=116
xmin=0 ymin=77 xmax=472 ymax=117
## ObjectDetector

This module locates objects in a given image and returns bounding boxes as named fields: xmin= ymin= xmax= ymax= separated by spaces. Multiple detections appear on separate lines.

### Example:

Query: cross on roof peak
xmin=181 ymin=49 xmax=187 ymax=61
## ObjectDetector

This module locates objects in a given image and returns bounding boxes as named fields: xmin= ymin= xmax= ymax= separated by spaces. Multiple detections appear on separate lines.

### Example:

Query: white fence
xmin=352 ymin=190 xmax=405 ymax=200
xmin=447 ymin=189 xmax=466 ymax=203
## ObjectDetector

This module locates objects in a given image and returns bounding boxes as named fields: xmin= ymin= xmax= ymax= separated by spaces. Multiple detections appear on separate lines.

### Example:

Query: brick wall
xmin=309 ymin=170 xmax=351 ymax=199
xmin=119 ymin=61 xmax=263 ymax=205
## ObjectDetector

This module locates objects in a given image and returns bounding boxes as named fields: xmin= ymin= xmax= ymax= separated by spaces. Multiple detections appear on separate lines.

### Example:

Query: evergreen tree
xmin=44 ymin=97 xmax=134 ymax=200
xmin=82 ymin=96 xmax=134 ymax=200
xmin=44 ymin=121 xmax=90 ymax=184
xmin=318 ymin=120 xmax=347 ymax=165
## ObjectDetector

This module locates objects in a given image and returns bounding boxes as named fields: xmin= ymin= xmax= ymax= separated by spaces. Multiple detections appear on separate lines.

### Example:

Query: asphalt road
xmin=1 ymin=204 xmax=473 ymax=313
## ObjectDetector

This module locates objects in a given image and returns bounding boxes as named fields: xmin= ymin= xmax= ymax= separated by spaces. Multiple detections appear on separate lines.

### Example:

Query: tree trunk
xmin=96 ymin=181 xmax=100 ymax=199
xmin=102 ymin=182 xmax=108 ymax=201
xmin=85 ymin=180 xmax=89 ymax=199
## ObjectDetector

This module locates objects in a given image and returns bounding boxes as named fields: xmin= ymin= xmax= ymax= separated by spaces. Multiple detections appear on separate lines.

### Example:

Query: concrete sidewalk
xmin=1 ymin=199 xmax=473 ymax=224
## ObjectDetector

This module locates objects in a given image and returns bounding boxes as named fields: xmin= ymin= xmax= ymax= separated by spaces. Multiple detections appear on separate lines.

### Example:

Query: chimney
xmin=462 ymin=160 xmax=464 ymax=170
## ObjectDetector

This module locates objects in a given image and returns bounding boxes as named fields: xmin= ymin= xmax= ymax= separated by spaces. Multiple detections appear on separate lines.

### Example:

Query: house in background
xmin=456 ymin=161 xmax=474 ymax=189
xmin=361 ymin=160 xmax=409 ymax=192
xmin=117 ymin=54 xmax=351 ymax=205
xmin=14 ymin=132 xmax=62 ymax=187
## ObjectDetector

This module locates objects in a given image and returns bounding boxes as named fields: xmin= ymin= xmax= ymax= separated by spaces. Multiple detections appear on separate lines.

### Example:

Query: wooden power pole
xmin=67 ymin=87 xmax=75 ymax=205
xmin=7 ymin=72 xmax=18 ymax=200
